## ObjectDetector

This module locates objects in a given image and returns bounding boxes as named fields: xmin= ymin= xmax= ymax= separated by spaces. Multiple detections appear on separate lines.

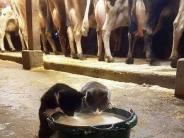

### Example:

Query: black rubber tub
xmin=47 ymin=108 xmax=138 ymax=138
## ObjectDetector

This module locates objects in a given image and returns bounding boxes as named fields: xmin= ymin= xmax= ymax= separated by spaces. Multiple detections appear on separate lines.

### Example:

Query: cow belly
xmin=6 ymin=24 xmax=17 ymax=32
xmin=95 ymin=0 xmax=106 ymax=28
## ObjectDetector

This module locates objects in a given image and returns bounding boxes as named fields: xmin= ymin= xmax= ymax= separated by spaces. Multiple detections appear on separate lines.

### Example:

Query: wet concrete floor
xmin=0 ymin=60 xmax=183 ymax=138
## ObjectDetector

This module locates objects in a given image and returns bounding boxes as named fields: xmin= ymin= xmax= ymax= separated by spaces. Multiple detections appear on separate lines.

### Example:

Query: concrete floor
xmin=44 ymin=54 xmax=176 ymax=76
xmin=0 ymin=52 xmax=176 ymax=88
xmin=0 ymin=60 xmax=183 ymax=138
xmin=0 ymin=52 xmax=176 ymax=76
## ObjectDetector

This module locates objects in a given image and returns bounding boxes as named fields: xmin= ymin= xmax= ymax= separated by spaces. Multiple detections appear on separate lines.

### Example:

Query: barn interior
xmin=0 ymin=0 xmax=183 ymax=138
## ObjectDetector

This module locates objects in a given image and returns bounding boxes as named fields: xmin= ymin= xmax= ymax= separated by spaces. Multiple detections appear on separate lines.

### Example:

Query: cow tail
xmin=128 ymin=0 xmax=137 ymax=34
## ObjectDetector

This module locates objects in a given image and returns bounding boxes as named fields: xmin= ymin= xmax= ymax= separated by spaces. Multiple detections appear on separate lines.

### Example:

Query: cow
xmin=66 ymin=0 xmax=124 ymax=61
xmin=39 ymin=0 xmax=59 ymax=54
xmin=10 ymin=0 xmax=46 ymax=52
xmin=127 ymin=0 xmax=179 ymax=65
xmin=65 ymin=0 xmax=96 ymax=59
xmin=82 ymin=0 xmax=129 ymax=62
xmin=170 ymin=0 xmax=184 ymax=68
xmin=83 ymin=0 xmax=179 ymax=63
xmin=0 ymin=6 xmax=15 ymax=51
xmin=9 ymin=0 xmax=62 ymax=54
xmin=0 ymin=5 xmax=26 ymax=52
xmin=43 ymin=0 xmax=69 ymax=56
xmin=10 ymin=0 xmax=28 ymax=50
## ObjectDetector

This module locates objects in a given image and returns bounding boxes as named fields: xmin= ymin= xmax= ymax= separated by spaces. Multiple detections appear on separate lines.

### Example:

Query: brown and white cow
xmin=65 ymin=0 xmax=96 ymax=59
xmin=10 ymin=0 xmax=42 ymax=51
xmin=0 ymin=5 xmax=26 ymax=52
xmin=39 ymin=0 xmax=59 ymax=54
xmin=0 ymin=6 xmax=15 ymax=51
xmin=170 ymin=0 xmax=184 ymax=68
xmin=65 ymin=0 xmax=124 ymax=61
xmin=10 ymin=0 xmax=28 ymax=49
xmin=83 ymin=0 xmax=129 ymax=62
xmin=44 ymin=0 xmax=68 ymax=56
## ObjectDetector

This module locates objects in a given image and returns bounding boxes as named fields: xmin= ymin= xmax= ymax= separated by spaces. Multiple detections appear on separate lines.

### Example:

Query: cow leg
xmin=82 ymin=0 xmax=92 ymax=36
xmin=46 ymin=32 xmax=58 ymax=54
xmin=40 ymin=33 xmax=48 ymax=53
xmin=97 ymin=30 xmax=105 ymax=61
xmin=0 ymin=35 xmax=5 ymax=52
xmin=58 ymin=28 xmax=69 ymax=57
xmin=18 ymin=30 xmax=27 ymax=50
xmin=0 ymin=45 xmax=5 ymax=52
xmin=144 ymin=29 xmax=155 ymax=65
xmin=114 ymin=30 xmax=122 ymax=54
xmin=170 ymin=22 xmax=184 ymax=68
xmin=102 ymin=30 xmax=114 ymax=63
xmin=5 ymin=33 xmax=16 ymax=52
xmin=40 ymin=31 xmax=49 ymax=54
xmin=67 ymin=26 xmax=78 ymax=59
xmin=126 ymin=33 xmax=137 ymax=64
xmin=74 ymin=32 xmax=85 ymax=60
xmin=22 ymin=30 xmax=28 ymax=49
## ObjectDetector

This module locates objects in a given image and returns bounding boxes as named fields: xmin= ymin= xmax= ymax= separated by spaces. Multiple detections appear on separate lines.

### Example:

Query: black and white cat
xmin=38 ymin=83 xmax=84 ymax=138
xmin=80 ymin=81 xmax=111 ymax=113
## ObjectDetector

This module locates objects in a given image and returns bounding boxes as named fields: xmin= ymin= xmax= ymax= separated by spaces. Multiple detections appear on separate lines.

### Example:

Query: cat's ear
xmin=84 ymin=90 xmax=91 ymax=100
xmin=56 ymin=90 xmax=65 ymax=103
xmin=84 ymin=91 xmax=88 ymax=99
xmin=57 ymin=89 xmax=65 ymax=96
xmin=55 ymin=91 xmax=62 ymax=105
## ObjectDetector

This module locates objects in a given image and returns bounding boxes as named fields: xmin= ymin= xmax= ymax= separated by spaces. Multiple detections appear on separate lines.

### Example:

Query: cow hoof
xmin=146 ymin=57 xmax=151 ymax=62
xmin=147 ymin=58 xmax=157 ymax=66
xmin=44 ymin=51 xmax=50 ymax=54
xmin=54 ymin=51 xmax=60 ymax=55
xmin=170 ymin=58 xmax=178 ymax=68
xmin=65 ymin=54 xmax=70 ymax=57
xmin=98 ymin=58 xmax=105 ymax=61
xmin=126 ymin=58 xmax=134 ymax=64
xmin=71 ymin=54 xmax=78 ymax=59
xmin=64 ymin=52 xmax=70 ymax=57
xmin=10 ymin=48 xmax=16 ymax=52
xmin=82 ymin=29 xmax=88 ymax=37
xmin=107 ymin=56 xmax=114 ymax=63
xmin=0 ymin=48 xmax=5 ymax=52
xmin=78 ymin=54 xmax=86 ymax=60
xmin=98 ymin=56 xmax=105 ymax=61
xmin=22 ymin=47 xmax=27 ymax=50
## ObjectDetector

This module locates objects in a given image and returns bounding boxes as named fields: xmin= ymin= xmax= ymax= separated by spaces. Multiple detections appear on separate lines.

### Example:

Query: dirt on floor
xmin=0 ymin=60 xmax=183 ymax=138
